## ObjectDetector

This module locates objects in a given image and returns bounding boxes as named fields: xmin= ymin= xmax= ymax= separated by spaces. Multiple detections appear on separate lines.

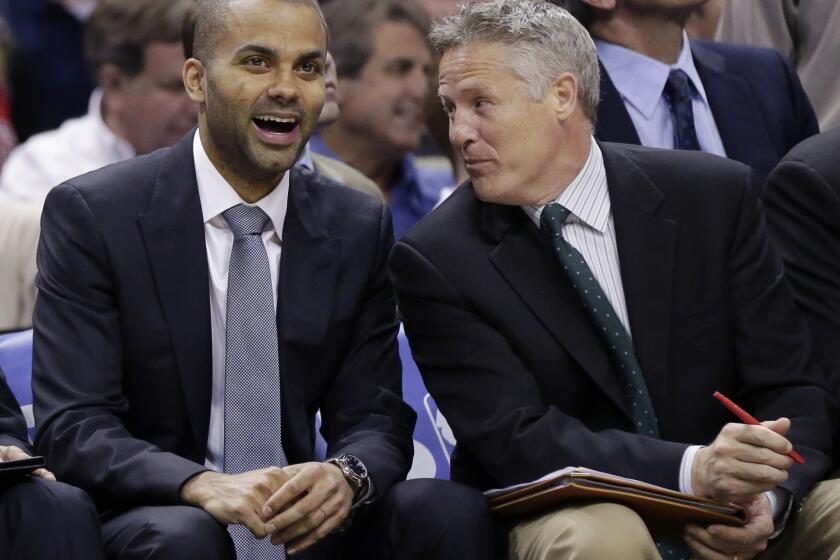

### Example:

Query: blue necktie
xmin=541 ymin=204 xmax=691 ymax=559
xmin=222 ymin=204 xmax=287 ymax=560
xmin=663 ymin=69 xmax=701 ymax=151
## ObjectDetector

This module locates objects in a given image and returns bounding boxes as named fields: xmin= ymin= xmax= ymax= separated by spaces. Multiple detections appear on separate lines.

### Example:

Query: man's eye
xmin=474 ymin=99 xmax=489 ymax=109
xmin=245 ymin=57 xmax=267 ymax=68
xmin=300 ymin=62 xmax=321 ymax=74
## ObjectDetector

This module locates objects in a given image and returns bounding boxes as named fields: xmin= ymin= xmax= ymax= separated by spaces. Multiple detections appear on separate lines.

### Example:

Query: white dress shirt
xmin=596 ymin=33 xmax=727 ymax=157
xmin=193 ymin=131 xmax=290 ymax=471
xmin=521 ymin=138 xmax=783 ymax=519
xmin=0 ymin=89 xmax=135 ymax=205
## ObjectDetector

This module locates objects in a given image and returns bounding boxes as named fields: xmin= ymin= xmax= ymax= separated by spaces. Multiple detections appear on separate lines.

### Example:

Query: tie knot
xmin=540 ymin=203 xmax=571 ymax=239
xmin=223 ymin=204 xmax=271 ymax=238
xmin=663 ymin=69 xmax=692 ymax=103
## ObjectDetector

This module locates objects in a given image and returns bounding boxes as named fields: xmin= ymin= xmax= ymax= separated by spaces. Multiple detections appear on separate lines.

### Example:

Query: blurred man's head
xmin=183 ymin=0 xmax=327 ymax=195
xmin=549 ymin=0 xmax=708 ymax=28
xmin=85 ymin=0 xmax=197 ymax=155
xmin=322 ymin=0 xmax=432 ymax=162
xmin=433 ymin=0 xmax=598 ymax=206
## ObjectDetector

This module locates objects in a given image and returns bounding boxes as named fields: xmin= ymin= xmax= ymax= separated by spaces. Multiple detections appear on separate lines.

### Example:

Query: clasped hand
xmin=181 ymin=461 xmax=354 ymax=555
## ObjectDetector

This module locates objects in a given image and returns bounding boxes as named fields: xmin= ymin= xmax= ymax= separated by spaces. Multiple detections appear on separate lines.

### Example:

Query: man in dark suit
xmin=550 ymin=0 xmax=818 ymax=180
xmin=1 ymin=367 xmax=105 ymax=559
xmin=763 ymin=128 xmax=840 ymax=443
xmin=32 ymin=0 xmax=492 ymax=559
xmin=390 ymin=1 xmax=840 ymax=558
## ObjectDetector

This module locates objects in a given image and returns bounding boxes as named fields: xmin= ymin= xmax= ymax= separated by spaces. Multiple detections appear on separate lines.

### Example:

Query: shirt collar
xmin=91 ymin=89 xmax=136 ymax=162
xmin=296 ymin=141 xmax=315 ymax=172
xmin=596 ymin=31 xmax=710 ymax=119
xmin=522 ymin=137 xmax=609 ymax=232
xmin=193 ymin=130 xmax=289 ymax=238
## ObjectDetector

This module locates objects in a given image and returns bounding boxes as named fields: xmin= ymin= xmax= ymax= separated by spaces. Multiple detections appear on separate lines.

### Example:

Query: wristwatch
xmin=327 ymin=454 xmax=369 ymax=499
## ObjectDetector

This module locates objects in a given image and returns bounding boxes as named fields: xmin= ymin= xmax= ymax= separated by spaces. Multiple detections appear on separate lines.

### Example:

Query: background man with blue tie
xmin=31 ymin=0 xmax=492 ymax=558
xmin=550 ymin=0 xmax=818 ymax=180
xmin=390 ymin=1 xmax=840 ymax=558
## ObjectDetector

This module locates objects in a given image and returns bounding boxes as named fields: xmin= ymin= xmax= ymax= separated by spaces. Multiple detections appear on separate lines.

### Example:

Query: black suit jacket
xmin=32 ymin=132 xmax=415 ymax=512
xmin=0 ymin=367 xmax=29 ymax=452
xmin=390 ymin=142 xmax=836 ymax=502
xmin=763 ymin=128 xmax=840 ymax=431
xmin=596 ymin=40 xmax=819 ymax=180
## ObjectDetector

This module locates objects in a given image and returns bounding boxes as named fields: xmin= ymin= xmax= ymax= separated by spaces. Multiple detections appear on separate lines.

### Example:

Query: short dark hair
xmin=321 ymin=0 xmax=431 ymax=80
xmin=84 ymin=0 xmax=191 ymax=78
xmin=184 ymin=0 xmax=326 ymax=65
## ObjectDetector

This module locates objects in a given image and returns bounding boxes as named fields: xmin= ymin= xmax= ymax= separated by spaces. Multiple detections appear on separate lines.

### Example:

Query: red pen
xmin=712 ymin=391 xmax=805 ymax=465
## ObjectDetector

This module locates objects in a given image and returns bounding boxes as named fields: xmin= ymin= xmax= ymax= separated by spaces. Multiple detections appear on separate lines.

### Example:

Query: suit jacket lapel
xmin=277 ymin=168 xmax=341 ymax=424
xmin=138 ymin=133 xmax=212 ymax=452
xmin=484 ymin=202 xmax=632 ymax=418
xmin=602 ymin=144 xmax=677 ymax=405
xmin=691 ymin=41 xmax=776 ymax=175
xmin=595 ymin=60 xmax=642 ymax=145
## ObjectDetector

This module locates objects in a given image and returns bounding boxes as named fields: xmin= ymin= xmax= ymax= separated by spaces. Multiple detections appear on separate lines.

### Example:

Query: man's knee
xmin=381 ymin=479 xmax=497 ymax=559
xmin=510 ymin=502 xmax=658 ymax=560
xmin=103 ymin=505 xmax=234 ymax=560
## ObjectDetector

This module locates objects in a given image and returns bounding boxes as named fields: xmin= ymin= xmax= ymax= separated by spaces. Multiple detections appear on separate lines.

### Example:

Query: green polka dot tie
xmin=542 ymin=204 xmax=693 ymax=559
xmin=540 ymin=203 xmax=660 ymax=437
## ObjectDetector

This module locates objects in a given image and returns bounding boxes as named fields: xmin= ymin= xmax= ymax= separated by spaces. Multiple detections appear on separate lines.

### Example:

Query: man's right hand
xmin=180 ymin=467 xmax=290 ymax=538
xmin=692 ymin=418 xmax=794 ymax=503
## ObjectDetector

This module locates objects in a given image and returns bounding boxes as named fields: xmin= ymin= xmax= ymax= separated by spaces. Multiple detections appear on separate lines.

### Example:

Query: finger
xmin=727 ymin=460 xmax=789 ymax=488
xmin=266 ymin=481 xmax=331 ymax=534
xmin=240 ymin=507 xmax=271 ymax=539
xmin=32 ymin=468 xmax=57 ymax=481
xmin=734 ymin=443 xmax=794 ymax=472
xmin=0 ymin=446 xmax=31 ymax=462
xmin=263 ymin=467 xmax=321 ymax=519
xmin=732 ymin=423 xmax=792 ymax=455
xmin=286 ymin=507 xmax=348 ymax=556
xmin=272 ymin=490 xmax=346 ymax=545
xmin=761 ymin=417 xmax=791 ymax=437
xmin=684 ymin=533 xmax=740 ymax=560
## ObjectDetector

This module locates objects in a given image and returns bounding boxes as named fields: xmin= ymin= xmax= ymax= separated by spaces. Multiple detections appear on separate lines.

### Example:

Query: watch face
xmin=344 ymin=455 xmax=368 ymax=479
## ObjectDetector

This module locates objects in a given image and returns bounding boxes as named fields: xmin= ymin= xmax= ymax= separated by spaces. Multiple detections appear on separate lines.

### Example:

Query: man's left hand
xmin=684 ymin=494 xmax=774 ymax=560
xmin=0 ymin=445 xmax=55 ymax=480
xmin=261 ymin=461 xmax=355 ymax=555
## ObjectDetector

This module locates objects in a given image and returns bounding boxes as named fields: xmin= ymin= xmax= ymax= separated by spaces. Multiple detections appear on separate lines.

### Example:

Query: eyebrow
xmin=233 ymin=44 xmax=278 ymax=59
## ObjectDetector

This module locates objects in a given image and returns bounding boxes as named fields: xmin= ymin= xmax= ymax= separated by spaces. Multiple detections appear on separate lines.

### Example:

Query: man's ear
xmin=581 ymin=0 xmax=616 ymax=9
xmin=183 ymin=58 xmax=207 ymax=103
xmin=552 ymin=72 xmax=579 ymax=122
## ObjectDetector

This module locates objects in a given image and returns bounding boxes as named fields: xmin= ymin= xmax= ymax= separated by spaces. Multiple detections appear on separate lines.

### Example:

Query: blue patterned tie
xmin=663 ymin=69 xmax=701 ymax=151
xmin=541 ymin=204 xmax=691 ymax=560
xmin=222 ymin=204 xmax=287 ymax=560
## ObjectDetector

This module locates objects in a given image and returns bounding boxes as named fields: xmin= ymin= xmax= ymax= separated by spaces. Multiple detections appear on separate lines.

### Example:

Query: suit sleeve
xmin=32 ymin=184 xmax=207 ymax=506
xmin=0 ymin=368 xmax=31 ymax=452
xmin=776 ymin=49 xmax=819 ymax=146
xmin=390 ymin=238 xmax=688 ymax=492
xmin=319 ymin=204 xmax=416 ymax=498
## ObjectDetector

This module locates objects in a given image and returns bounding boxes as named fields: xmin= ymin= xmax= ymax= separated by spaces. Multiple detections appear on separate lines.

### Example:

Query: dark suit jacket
xmin=763 ymin=128 xmax=840 ymax=437
xmin=32 ymin=132 xmax=416 ymax=512
xmin=595 ymin=40 xmax=819 ymax=180
xmin=0 ymin=367 xmax=29 ymax=451
xmin=390 ymin=142 xmax=836 ymax=502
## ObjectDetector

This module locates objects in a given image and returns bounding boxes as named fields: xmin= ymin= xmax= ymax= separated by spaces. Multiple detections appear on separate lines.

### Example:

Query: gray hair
xmin=430 ymin=0 xmax=600 ymax=122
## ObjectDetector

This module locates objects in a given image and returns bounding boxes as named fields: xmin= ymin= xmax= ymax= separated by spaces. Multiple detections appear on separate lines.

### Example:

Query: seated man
xmin=0 ymin=0 xmax=197 ymax=204
xmin=551 ymin=0 xmax=818 ymax=180
xmin=763 ymin=129 xmax=840 ymax=441
xmin=32 ymin=1 xmax=493 ymax=559
xmin=313 ymin=0 xmax=454 ymax=238
xmin=1 ymin=367 xmax=104 ymax=559
xmin=390 ymin=1 xmax=840 ymax=559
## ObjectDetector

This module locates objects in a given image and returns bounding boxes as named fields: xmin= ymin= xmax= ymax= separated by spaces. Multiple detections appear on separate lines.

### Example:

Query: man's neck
xmin=319 ymin=126 xmax=398 ymax=194
xmin=590 ymin=8 xmax=689 ymax=64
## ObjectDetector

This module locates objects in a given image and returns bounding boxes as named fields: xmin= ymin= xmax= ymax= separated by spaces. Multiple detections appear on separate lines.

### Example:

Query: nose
xmin=266 ymin=69 xmax=300 ymax=103
xmin=449 ymin=112 xmax=478 ymax=152
xmin=407 ymin=66 xmax=429 ymax=100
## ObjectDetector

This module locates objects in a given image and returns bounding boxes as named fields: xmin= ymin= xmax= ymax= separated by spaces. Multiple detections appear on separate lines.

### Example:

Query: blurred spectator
xmin=0 ymin=0 xmax=197 ymax=205
xmin=316 ymin=0 xmax=453 ymax=238
xmin=552 ymin=0 xmax=818 ymax=180
xmin=415 ymin=0 xmax=461 ymax=19
xmin=718 ymin=0 xmax=840 ymax=131
xmin=0 ymin=198 xmax=38 ymax=330
xmin=0 ymin=0 xmax=96 ymax=141
xmin=0 ymin=16 xmax=16 ymax=169
xmin=296 ymin=52 xmax=385 ymax=201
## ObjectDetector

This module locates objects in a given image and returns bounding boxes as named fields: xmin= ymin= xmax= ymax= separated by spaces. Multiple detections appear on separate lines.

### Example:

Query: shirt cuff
xmin=679 ymin=445 xmax=703 ymax=495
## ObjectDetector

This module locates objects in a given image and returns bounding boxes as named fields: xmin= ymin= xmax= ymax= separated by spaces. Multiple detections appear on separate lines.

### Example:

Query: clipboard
xmin=486 ymin=467 xmax=746 ymax=538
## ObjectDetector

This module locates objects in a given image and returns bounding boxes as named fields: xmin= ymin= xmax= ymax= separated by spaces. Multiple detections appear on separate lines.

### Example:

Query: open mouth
xmin=253 ymin=115 xmax=299 ymax=135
